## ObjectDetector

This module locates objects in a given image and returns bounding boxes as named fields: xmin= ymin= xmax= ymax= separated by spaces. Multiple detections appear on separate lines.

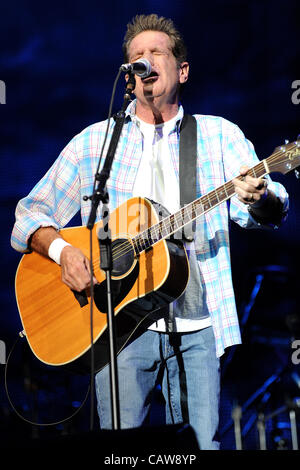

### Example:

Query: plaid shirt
xmin=11 ymin=100 xmax=289 ymax=357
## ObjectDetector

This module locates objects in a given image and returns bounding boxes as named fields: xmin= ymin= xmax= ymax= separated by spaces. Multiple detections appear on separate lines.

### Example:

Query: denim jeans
xmin=95 ymin=326 xmax=220 ymax=450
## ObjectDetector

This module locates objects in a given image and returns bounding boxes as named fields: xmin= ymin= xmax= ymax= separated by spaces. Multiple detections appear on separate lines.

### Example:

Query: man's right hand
xmin=30 ymin=227 xmax=97 ymax=293
xmin=60 ymin=245 xmax=97 ymax=293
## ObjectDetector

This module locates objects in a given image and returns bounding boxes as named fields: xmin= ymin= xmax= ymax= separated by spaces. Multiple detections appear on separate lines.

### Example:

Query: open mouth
xmin=142 ymin=71 xmax=159 ymax=83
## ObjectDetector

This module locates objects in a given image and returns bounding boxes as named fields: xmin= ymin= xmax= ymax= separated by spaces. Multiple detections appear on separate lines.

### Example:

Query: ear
xmin=179 ymin=62 xmax=189 ymax=84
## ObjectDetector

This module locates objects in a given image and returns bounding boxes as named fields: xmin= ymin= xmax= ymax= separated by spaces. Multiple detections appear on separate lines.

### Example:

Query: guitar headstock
xmin=267 ymin=138 xmax=300 ymax=175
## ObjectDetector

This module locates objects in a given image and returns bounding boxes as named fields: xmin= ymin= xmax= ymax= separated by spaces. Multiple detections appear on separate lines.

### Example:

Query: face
xmin=127 ymin=30 xmax=189 ymax=108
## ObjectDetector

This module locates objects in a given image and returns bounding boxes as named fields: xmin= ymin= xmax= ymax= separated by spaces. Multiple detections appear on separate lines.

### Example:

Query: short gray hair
xmin=122 ymin=14 xmax=187 ymax=65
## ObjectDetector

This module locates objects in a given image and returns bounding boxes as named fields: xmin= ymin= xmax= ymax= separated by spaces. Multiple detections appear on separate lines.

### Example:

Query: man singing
xmin=11 ymin=14 xmax=288 ymax=449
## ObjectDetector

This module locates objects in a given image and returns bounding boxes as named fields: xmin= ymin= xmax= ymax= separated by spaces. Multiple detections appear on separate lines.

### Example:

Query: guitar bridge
xmin=72 ymin=290 xmax=88 ymax=308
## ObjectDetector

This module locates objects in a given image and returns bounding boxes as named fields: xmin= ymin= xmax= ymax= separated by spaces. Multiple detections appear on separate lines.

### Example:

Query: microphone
xmin=120 ymin=58 xmax=151 ymax=78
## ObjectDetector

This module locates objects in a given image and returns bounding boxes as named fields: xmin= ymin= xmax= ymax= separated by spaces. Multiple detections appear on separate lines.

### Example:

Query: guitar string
xmin=90 ymin=167 xmax=267 ymax=269
xmin=91 ymin=179 xmax=235 ymax=269
xmin=91 ymin=148 xmax=293 ymax=268
xmin=100 ymin=142 xmax=297 ymax=262
xmin=126 ymin=145 xmax=296 ymax=254
xmin=92 ymin=169 xmax=258 ymax=266
xmin=91 ymin=164 xmax=260 ymax=265
xmin=91 ymin=145 xmax=298 ymax=269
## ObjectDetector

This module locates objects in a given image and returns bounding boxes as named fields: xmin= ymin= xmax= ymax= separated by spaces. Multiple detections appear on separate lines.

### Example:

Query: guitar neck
xmin=132 ymin=159 xmax=269 ymax=254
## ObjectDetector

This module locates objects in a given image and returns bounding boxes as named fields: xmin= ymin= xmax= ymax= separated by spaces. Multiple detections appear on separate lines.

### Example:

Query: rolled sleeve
xmin=221 ymin=121 xmax=289 ymax=229
xmin=11 ymin=139 xmax=81 ymax=253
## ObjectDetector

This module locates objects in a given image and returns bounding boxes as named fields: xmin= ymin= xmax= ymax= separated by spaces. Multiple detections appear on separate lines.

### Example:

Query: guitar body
xmin=15 ymin=197 xmax=189 ymax=373
xmin=14 ymin=138 xmax=300 ymax=373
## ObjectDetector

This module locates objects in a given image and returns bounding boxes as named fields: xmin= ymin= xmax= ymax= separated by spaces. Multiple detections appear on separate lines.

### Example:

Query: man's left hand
xmin=233 ymin=166 xmax=268 ymax=205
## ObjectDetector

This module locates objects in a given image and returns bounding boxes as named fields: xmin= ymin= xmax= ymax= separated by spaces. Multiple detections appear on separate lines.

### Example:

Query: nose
xmin=141 ymin=51 xmax=155 ymax=66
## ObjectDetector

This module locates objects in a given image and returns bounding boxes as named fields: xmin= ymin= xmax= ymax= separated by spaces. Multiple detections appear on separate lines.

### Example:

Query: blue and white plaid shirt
xmin=11 ymin=100 xmax=289 ymax=357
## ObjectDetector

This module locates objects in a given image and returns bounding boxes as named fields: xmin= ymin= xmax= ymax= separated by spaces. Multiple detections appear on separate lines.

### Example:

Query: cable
xmin=87 ymin=67 xmax=123 ymax=430
xmin=89 ymin=227 xmax=95 ymax=431
xmin=4 ymin=336 xmax=90 ymax=427
xmin=91 ymin=68 xmax=122 ymax=195
xmin=5 ymin=71 xmax=124 ymax=431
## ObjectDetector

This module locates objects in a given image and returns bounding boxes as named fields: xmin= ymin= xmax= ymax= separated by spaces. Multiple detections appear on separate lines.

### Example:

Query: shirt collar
xmin=126 ymin=99 xmax=184 ymax=134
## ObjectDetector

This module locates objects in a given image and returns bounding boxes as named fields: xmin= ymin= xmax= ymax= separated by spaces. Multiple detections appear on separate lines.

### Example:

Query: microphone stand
xmin=86 ymin=73 xmax=136 ymax=430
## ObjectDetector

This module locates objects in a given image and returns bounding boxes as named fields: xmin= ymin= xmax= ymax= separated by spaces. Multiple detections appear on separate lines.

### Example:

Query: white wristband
xmin=48 ymin=238 xmax=71 ymax=265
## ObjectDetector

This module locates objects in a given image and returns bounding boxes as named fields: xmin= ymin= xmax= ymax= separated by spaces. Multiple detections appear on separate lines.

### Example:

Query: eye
xmin=131 ymin=54 xmax=143 ymax=62
xmin=153 ymin=49 xmax=168 ymax=56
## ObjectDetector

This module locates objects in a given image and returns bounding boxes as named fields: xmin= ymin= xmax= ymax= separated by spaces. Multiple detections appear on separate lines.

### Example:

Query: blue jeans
xmin=95 ymin=326 xmax=220 ymax=450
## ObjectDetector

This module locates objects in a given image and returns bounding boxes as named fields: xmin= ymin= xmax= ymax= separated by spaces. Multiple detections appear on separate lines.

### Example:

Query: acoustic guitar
xmin=15 ymin=140 xmax=300 ymax=373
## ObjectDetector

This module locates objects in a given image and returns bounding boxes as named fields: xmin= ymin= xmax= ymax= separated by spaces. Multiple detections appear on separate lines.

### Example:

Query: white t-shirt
xmin=132 ymin=113 xmax=211 ymax=333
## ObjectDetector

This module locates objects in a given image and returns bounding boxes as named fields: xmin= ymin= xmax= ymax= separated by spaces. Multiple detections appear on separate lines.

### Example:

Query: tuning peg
xmin=295 ymin=169 xmax=300 ymax=179
xmin=285 ymin=139 xmax=289 ymax=144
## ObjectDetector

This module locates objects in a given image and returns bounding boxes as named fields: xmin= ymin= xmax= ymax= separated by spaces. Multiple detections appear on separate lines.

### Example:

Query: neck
xmin=135 ymin=100 xmax=179 ymax=124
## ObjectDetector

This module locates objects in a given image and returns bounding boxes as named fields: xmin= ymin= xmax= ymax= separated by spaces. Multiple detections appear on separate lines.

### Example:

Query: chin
xmin=144 ymin=86 xmax=164 ymax=99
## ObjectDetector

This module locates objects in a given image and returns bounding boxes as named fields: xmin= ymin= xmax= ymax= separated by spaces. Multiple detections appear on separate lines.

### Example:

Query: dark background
xmin=0 ymin=0 xmax=299 ymax=451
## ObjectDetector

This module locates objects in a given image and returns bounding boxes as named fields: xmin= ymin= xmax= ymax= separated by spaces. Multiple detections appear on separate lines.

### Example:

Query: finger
xmin=83 ymin=256 xmax=98 ymax=284
xmin=236 ymin=175 xmax=265 ymax=197
xmin=62 ymin=265 xmax=91 ymax=291
xmin=60 ymin=249 xmax=92 ymax=291
xmin=235 ymin=186 xmax=258 ymax=204
xmin=233 ymin=176 xmax=256 ymax=195
xmin=239 ymin=165 xmax=250 ymax=176
xmin=255 ymin=178 xmax=268 ymax=191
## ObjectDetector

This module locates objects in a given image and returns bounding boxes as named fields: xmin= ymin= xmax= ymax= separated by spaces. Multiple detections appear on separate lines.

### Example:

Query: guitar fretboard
xmin=132 ymin=160 xmax=267 ymax=255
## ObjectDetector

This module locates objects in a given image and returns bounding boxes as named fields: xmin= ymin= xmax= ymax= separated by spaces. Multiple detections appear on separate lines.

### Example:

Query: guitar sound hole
xmin=111 ymin=238 xmax=135 ymax=278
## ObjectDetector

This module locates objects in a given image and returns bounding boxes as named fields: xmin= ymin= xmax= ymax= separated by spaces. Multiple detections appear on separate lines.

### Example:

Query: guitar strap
xmin=179 ymin=113 xmax=197 ymax=241
xmin=165 ymin=114 xmax=198 ymax=333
